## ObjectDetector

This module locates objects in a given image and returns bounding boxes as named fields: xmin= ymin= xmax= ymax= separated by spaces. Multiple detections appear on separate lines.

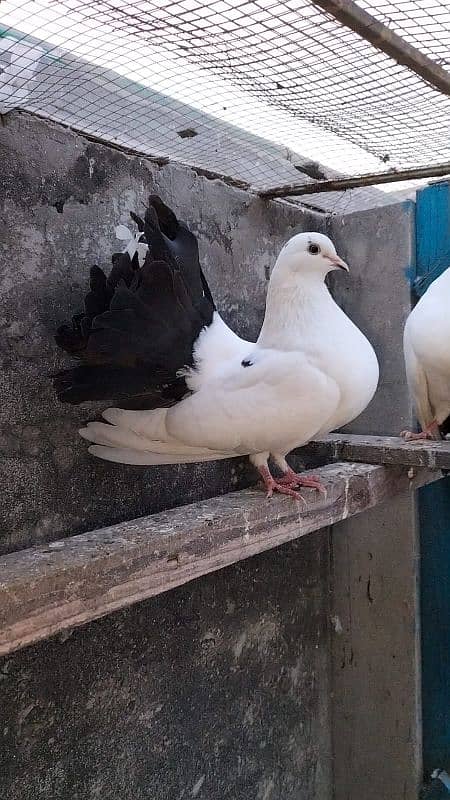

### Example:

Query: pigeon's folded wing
xmin=80 ymin=349 xmax=341 ymax=464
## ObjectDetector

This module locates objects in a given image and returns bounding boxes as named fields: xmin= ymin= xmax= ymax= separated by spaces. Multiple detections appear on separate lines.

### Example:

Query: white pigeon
xmin=402 ymin=266 xmax=450 ymax=440
xmin=78 ymin=226 xmax=379 ymax=498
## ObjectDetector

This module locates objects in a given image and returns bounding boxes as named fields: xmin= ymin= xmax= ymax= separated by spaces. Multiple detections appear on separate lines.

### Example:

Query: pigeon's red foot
xmin=257 ymin=466 xmax=306 ymax=503
xmin=400 ymin=430 xmax=432 ymax=441
xmin=277 ymin=467 xmax=327 ymax=497
xmin=400 ymin=420 xmax=441 ymax=442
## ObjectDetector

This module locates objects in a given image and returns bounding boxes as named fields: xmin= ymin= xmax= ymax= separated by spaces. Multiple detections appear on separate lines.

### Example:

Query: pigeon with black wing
xmin=55 ymin=195 xmax=379 ymax=499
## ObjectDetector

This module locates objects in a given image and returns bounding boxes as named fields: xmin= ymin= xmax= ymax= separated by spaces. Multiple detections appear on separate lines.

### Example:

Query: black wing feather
xmin=53 ymin=195 xmax=215 ymax=408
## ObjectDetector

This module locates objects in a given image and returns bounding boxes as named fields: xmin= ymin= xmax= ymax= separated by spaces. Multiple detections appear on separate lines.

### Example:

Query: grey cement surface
xmin=327 ymin=200 xmax=415 ymax=435
xmin=0 ymin=110 xmax=324 ymax=556
xmin=327 ymin=203 xmax=421 ymax=799
xmin=0 ymin=29 xmax=325 ymax=191
xmin=0 ymin=110 xmax=419 ymax=800
xmin=0 ymin=110 xmax=332 ymax=800
xmin=330 ymin=496 xmax=421 ymax=800
xmin=0 ymin=535 xmax=332 ymax=800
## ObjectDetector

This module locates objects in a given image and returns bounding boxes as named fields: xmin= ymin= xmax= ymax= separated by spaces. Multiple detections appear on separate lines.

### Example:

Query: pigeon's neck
xmin=258 ymin=279 xmax=336 ymax=349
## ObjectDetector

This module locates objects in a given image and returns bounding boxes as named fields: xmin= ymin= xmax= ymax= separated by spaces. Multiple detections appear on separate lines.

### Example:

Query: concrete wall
xmin=0 ymin=111 xmax=419 ymax=800
xmin=0 ymin=111 xmax=332 ymax=800
xmin=0 ymin=110 xmax=326 ymax=557
xmin=0 ymin=535 xmax=332 ymax=800
xmin=328 ymin=205 xmax=421 ymax=800
xmin=328 ymin=203 xmax=415 ymax=436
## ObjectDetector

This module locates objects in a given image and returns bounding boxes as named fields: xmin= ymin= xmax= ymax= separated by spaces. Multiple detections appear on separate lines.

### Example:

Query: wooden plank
xmin=258 ymin=162 xmax=450 ymax=199
xmin=302 ymin=433 xmax=450 ymax=470
xmin=312 ymin=0 xmax=450 ymax=97
xmin=0 ymin=462 xmax=441 ymax=657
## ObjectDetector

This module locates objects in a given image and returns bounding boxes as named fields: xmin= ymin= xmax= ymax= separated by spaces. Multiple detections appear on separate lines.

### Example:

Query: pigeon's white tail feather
xmin=80 ymin=420 xmax=228 ymax=457
xmin=80 ymin=422 xmax=151 ymax=451
xmin=88 ymin=445 xmax=232 ymax=465
xmin=102 ymin=406 xmax=170 ymax=440
xmin=81 ymin=404 xmax=237 ymax=464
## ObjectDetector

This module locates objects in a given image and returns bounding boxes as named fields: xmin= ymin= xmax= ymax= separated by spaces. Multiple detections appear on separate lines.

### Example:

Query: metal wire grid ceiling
xmin=1 ymin=0 xmax=450 ymax=191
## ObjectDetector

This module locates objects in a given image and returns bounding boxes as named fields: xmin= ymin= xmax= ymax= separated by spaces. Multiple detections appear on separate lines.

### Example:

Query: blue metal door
xmin=416 ymin=180 xmax=450 ymax=778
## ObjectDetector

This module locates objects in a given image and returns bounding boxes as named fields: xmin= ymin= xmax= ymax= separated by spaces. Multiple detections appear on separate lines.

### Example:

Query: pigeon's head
xmin=275 ymin=232 xmax=348 ymax=283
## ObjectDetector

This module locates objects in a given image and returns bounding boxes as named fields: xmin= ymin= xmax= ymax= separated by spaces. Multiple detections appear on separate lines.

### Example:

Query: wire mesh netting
xmin=355 ymin=0 xmax=450 ymax=64
xmin=1 ymin=0 xmax=450 ymax=192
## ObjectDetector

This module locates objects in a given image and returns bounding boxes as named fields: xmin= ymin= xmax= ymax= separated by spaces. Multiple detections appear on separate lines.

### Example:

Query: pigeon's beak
xmin=326 ymin=254 xmax=349 ymax=272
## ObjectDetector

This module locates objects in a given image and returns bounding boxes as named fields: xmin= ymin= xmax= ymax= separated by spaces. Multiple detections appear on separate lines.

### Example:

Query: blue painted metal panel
xmin=420 ymin=479 xmax=450 ymax=776
xmin=416 ymin=182 xmax=450 ymax=296
xmin=416 ymin=181 xmax=450 ymax=777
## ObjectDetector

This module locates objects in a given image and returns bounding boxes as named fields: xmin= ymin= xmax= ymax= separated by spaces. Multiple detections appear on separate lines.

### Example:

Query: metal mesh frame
xmin=1 ymin=0 xmax=450 ymax=193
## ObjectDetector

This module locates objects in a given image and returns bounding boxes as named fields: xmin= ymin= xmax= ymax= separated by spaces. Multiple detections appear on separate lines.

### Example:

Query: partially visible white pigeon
xmin=79 ymin=226 xmax=379 ymax=498
xmin=402 ymin=267 xmax=450 ymax=440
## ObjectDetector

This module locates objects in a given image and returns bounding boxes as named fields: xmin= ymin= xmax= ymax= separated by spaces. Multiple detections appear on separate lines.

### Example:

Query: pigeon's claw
xmin=266 ymin=481 xmax=306 ymax=502
xmin=400 ymin=429 xmax=433 ymax=441
xmin=278 ymin=468 xmax=327 ymax=497
xmin=400 ymin=420 xmax=441 ymax=442
xmin=257 ymin=465 xmax=306 ymax=503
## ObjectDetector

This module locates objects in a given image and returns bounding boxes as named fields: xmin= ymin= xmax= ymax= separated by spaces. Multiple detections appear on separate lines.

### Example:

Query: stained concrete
xmin=327 ymin=199 xmax=415 ymax=436
xmin=0 ymin=110 xmax=324 ymax=555
xmin=0 ymin=29 xmax=322 ymax=190
xmin=327 ymin=203 xmax=421 ymax=799
xmin=0 ymin=109 xmax=420 ymax=800
xmin=0 ymin=536 xmax=332 ymax=800
xmin=0 ymin=111 xmax=332 ymax=800
xmin=0 ymin=28 xmax=416 ymax=212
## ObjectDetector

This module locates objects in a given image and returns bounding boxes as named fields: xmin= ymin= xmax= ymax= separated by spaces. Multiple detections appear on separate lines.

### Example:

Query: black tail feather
xmin=129 ymin=210 xmax=145 ymax=233
xmin=52 ymin=365 xmax=187 ymax=409
xmin=53 ymin=195 xmax=215 ymax=406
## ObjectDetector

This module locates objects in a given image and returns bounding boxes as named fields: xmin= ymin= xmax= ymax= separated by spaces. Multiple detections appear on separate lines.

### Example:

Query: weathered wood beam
xmin=0 ymin=461 xmax=441 ymax=656
xmin=258 ymin=162 xmax=450 ymax=199
xmin=259 ymin=0 xmax=450 ymax=200
xmin=312 ymin=0 xmax=450 ymax=97
xmin=302 ymin=433 xmax=450 ymax=470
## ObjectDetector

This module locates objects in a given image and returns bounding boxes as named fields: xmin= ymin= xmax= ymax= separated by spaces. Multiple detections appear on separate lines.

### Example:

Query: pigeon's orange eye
xmin=308 ymin=243 xmax=320 ymax=255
